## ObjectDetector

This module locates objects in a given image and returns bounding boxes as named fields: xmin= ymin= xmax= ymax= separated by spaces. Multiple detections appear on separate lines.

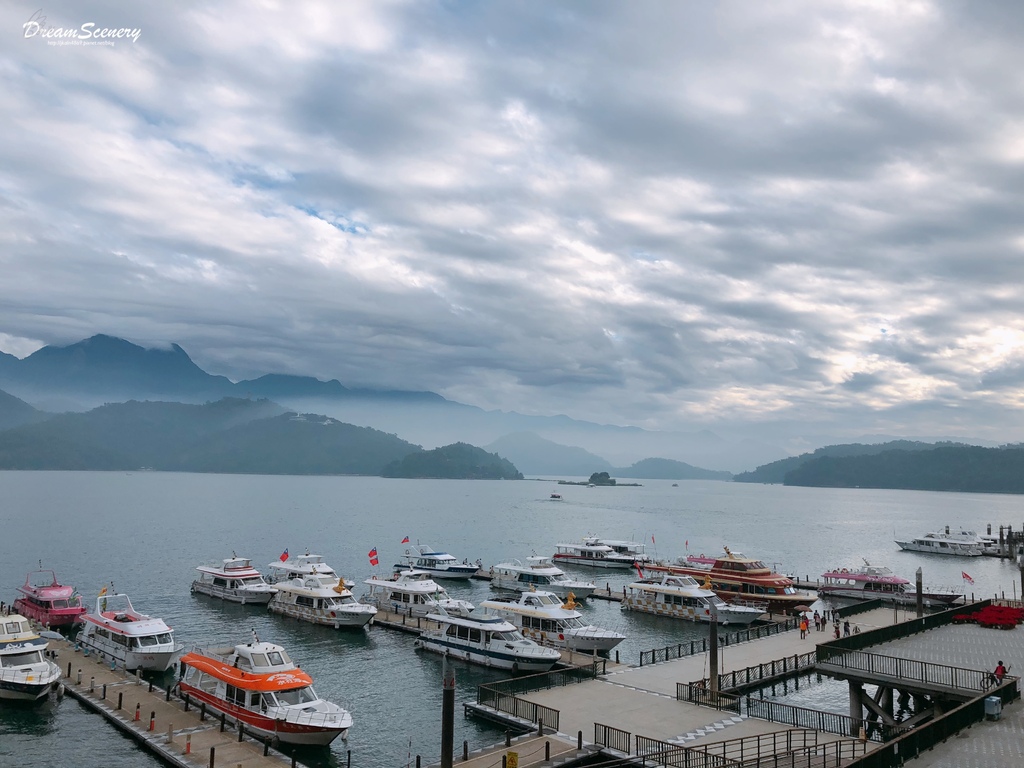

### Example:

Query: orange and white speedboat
xmin=179 ymin=633 xmax=352 ymax=746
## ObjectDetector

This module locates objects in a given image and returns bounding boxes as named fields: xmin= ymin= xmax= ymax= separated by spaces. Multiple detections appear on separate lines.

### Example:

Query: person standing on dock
xmin=843 ymin=620 xmax=851 ymax=637
xmin=799 ymin=617 xmax=808 ymax=638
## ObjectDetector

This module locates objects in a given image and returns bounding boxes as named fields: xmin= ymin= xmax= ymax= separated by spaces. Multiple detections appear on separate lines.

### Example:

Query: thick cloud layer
xmin=3 ymin=1 xmax=1024 ymax=442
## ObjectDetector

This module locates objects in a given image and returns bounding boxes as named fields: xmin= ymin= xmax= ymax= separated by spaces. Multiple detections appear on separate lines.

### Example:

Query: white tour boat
xmin=479 ymin=591 xmax=625 ymax=653
xmin=895 ymin=526 xmax=987 ymax=557
xmin=363 ymin=570 xmax=474 ymax=618
xmin=622 ymin=574 xmax=764 ymax=625
xmin=819 ymin=562 xmax=962 ymax=607
xmin=77 ymin=591 xmax=182 ymax=672
xmin=552 ymin=541 xmax=635 ymax=569
xmin=489 ymin=556 xmax=597 ymax=599
xmin=414 ymin=608 xmax=562 ymax=672
xmin=581 ymin=536 xmax=653 ymax=564
xmin=268 ymin=572 xmax=376 ymax=630
xmin=179 ymin=632 xmax=352 ymax=745
xmin=0 ymin=613 xmax=63 ymax=701
xmin=191 ymin=554 xmax=277 ymax=605
xmin=393 ymin=544 xmax=478 ymax=579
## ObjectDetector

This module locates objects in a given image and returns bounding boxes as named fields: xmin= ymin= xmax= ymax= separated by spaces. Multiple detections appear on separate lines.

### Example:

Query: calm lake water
xmin=2 ymin=472 xmax=1023 ymax=767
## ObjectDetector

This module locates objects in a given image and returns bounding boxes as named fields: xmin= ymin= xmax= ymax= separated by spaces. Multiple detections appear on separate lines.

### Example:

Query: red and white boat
xmin=646 ymin=547 xmax=813 ymax=613
xmin=819 ymin=561 xmax=962 ymax=608
xmin=13 ymin=569 xmax=86 ymax=628
xmin=179 ymin=633 xmax=352 ymax=745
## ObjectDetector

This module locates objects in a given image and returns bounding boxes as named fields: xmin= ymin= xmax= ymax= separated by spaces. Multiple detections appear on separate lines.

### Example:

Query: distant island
xmin=558 ymin=472 xmax=641 ymax=487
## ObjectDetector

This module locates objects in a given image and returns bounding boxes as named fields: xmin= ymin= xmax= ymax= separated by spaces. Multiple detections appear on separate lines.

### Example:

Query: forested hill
xmin=733 ymin=440 xmax=968 ymax=484
xmin=782 ymin=445 xmax=1024 ymax=494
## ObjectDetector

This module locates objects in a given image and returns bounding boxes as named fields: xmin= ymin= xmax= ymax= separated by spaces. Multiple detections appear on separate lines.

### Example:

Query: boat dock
xmin=52 ymin=636 xmax=305 ymax=768
xmin=449 ymin=599 xmax=1024 ymax=768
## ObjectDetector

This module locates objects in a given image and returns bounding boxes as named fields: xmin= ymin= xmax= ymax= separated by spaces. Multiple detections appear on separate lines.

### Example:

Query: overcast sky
xmin=3 ymin=1 xmax=1024 ymax=443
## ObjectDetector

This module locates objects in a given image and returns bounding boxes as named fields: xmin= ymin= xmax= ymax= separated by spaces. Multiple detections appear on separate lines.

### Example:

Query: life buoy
xmin=330 ymin=611 xmax=337 ymax=618
xmin=705 ymin=609 xmax=710 ymax=615
xmin=558 ymin=633 xmax=565 ymax=640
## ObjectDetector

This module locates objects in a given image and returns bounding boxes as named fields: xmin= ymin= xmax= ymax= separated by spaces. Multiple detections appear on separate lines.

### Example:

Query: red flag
xmin=368 ymin=547 xmax=379 ymax=566
xmin=279 ymin=549 xmax=289 ymax=562
xmin=685 ymin=540 xmax=688 ymax=549
xmin=401 ymin=536 xmax=410 ymax=544
xmin=962 ymin=571 xmax=974 ymax=585
xmin=633 ymin=561 xmax=644 ymax=580
xmin=651 ymin=535 xmax=655 ymax=545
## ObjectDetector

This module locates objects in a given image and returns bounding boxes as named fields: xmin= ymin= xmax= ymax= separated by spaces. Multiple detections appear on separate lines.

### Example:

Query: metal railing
xmin=640 ymin=619 xmax=797 ymax=666
xmin=687 ymin=652 xmax=817 ymax=693
xmin=477 ymin=660 xmax=604 ymax=698
xmin=635 ymin=734 xmax=741 ymax=768
xmin=842 ymin=677 xmax=1020 ymax=767
xmin=676 ymin=684 xmax=742 ymax=713
xmin=475 ymin=687 xmax=560 ymax=732
xmin=686 ymin=729 xmax=819 ymax=763
xmin=744 ymin=697 xmax=900 ymax=743
xmin=742 ymin=740 xmax=867 ymax=767
xmin=595 ymin=722 xmax=631 ymax=754
xmin=817 ymin=648 xmax=990 ymax=694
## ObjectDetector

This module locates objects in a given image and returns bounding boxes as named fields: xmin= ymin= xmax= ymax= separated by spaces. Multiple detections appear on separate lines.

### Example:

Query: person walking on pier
xmin=994 ymin=660 xmax=1007 ymax=685
xmin=843 ymin=620 xmax=851 ymax=637
xmin=799 ymin=617 xmax=808 ymax=639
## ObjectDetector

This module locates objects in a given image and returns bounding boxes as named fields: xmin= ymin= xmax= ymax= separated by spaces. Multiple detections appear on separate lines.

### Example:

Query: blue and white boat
xmin=0 ymin=613 xmax=62 ymax=701
xmin=414 ymin=608 xmax=561 ymax=672
xmin=394 ymin=544 xmax=478 ymax=579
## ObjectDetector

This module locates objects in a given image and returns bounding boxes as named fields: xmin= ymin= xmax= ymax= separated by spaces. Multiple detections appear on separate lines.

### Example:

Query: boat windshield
xmin=272 ymin=686 xmax=318 ymax=706
xmin=267 ymin=650 xmax=288 ymax=666
xmin=493 ymin=630 xmax=523 ymax=642
xmin=134 ymin=633 xmax=172 ymax=647
xmin=0 ymin=650 xmax=44 ymax=667
xmin=239 ymin=577 xmax=266 ymax=586
xmin=4 ymin=620 xmax=30 ymax=634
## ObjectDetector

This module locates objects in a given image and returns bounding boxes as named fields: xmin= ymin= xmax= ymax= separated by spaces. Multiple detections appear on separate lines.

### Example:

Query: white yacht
xmin=363 ymin=570 xmax=474 ymax=618
xmin=480 ymin=591 xmax=625 ymax=653
xmin=77 ymin=592 xmax=183 ymax=672
xmin=581 ymin=536 xmax=653 ymax=564
xmin=267 ymin=552 xmax=351 ymax=586
xmin=0 ymin=613 xmax=63 ymax=701
xmin=191 ymin=554 xmax=277 ymax=604
xmin=394 ymin=544 xmax=478 ymax=579
xmin=268 ymin=574 xmax=376 ymax=629
xmin=490 ymin=556 xmax=597 ymax=599
xmin=622 ymin=574 xmax=764 ymax=625
xmin=414 ymin=608 xmax=562 ymax=672
xmin=895 ymin=527 xmax=987 ymax=557
xmin=552 ymin=541 xmax=635 ymax=569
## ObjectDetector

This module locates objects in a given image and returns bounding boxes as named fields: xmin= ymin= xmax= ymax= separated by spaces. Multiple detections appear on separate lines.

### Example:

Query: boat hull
xmin=191 ymin=582 xmax=275 ymax=605
xmin=394 ymin=565 xmax=477 ymax=580
xmin=621 ymin=596 xmax=762 ymax=625
xmin=0 ymin=667 xmax=63 ymax=701
xmin=551 ymin=555 xmax=633 ymax=570
xmin=178 ymin=685 xmax=348 ymax=746
xmin=414 ymin=637 xmax=558 ymax=672
xmin=267 ymin=602 xmax=375 ymax=628
xmin=895 ymin=541 xmax=983 ymax=557
xmin=818 ymin=586 xmax=961 ymax=607
xmin=12 ymin=600 xmax=84 ymax=628
xmin=520 ymin=627 xmax=624 ymax=653
xmin=490 ymin=579 xmax=596 ymax=600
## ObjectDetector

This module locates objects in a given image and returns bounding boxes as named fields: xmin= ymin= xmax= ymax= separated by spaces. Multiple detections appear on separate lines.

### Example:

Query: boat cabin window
xmin=95 ymin=628 xmax=110 ymax=640
xmin=111 ymin=633 xmax=128 ymax=647
xmin=250 ymin=692 xmax=262 ymax=708
xmin=135 ymin=633 xmax=172 ymax=647
xmin=225 ymin=684 xmax=247 ymax=706
xmin=5 ymin=621 xmax=28 ymax=634
xmin=249 ymin=653 xmax=269 ymax=667
xmin=444 ymin=624 xmax=483 ymax=643
xmin=0 ymin=650 xmax=43 ymax=667
xmin=51 ymin=599 xmax=68 ymax=609
xmin=296 ymin=596 xmax=315 ymax=608
xmin=213 ymin=578 xmax=228 ymax=587
xmin=274 ymin=686 xmax=317 ymax=706
xmin=267 ymin=650 xmax=287 ymax=666
xmin=493 ymin=631 xmax=521 ymax=642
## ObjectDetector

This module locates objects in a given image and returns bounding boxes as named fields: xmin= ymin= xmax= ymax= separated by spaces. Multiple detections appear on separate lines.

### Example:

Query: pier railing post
xmin=208 ymin=746 xmax=215 ymax=768
xmin=117 ymin=691 xmax=123 ymax=710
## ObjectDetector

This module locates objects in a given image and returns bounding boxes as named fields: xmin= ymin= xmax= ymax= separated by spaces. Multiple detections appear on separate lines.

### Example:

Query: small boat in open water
xmin=414 ymin=608 xmax=562 ymax=672
xmin=191 ymin=555 xmax=277 ymax=605
xmin=13 ymin=568 xmax=86 ymax=628
xmin=179 ymin=633 xmax=352 ymax=745
xmin=0 ymin=613 xmax=63 ymax=701
xmin=77 ymin=591 xmax=182 ymax=672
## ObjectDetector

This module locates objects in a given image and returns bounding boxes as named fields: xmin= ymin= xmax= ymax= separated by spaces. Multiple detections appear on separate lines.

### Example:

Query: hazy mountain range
xmin=0 ymin=334 xmax=785 ymax=472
